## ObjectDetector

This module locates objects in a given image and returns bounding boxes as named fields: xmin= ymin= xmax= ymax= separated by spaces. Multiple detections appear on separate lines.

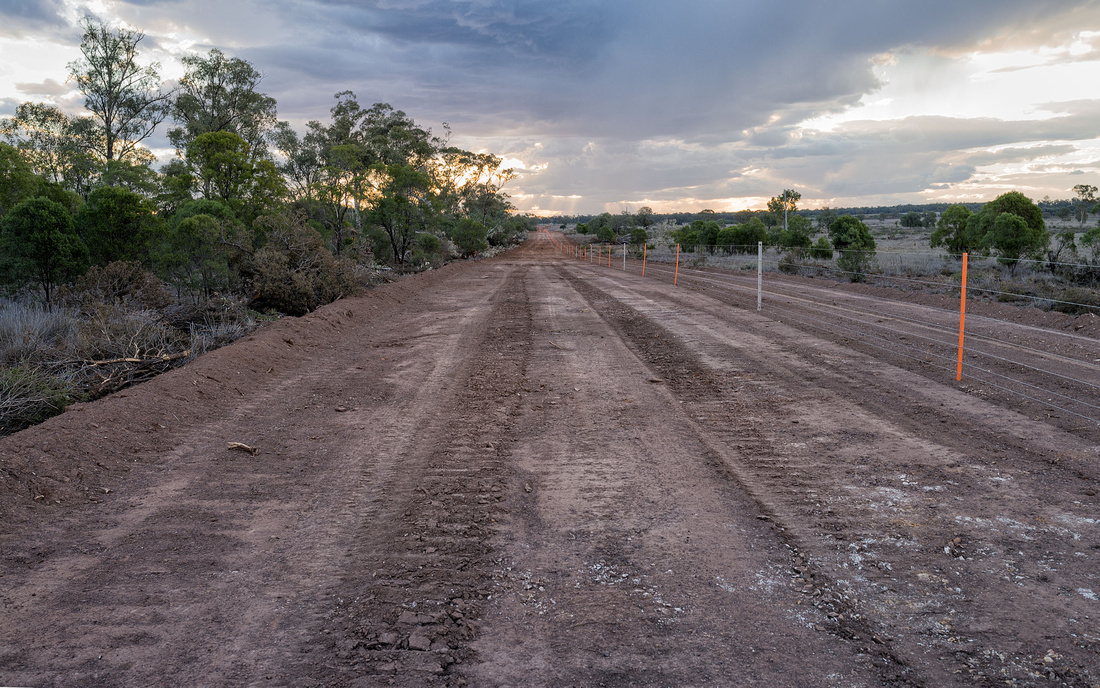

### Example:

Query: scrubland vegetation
xmin=559 ymin=187 xmax=1100 ymax=309
xmin=0 ymin=19 xmax=534 ymax=433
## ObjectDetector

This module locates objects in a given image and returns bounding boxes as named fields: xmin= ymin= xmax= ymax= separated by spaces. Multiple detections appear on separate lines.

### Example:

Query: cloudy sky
xmin=2 ymin=0 xmax=1100 ymax=215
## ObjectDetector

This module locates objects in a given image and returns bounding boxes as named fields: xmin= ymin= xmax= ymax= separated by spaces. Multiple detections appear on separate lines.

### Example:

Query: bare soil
xmin=1 ymin=231 xmax=1098 ymax=686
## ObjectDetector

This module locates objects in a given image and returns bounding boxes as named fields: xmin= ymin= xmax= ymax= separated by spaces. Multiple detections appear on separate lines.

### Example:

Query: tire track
xmin=311 ymin=262 xmax=534 ymax=686
xmin=558 ymin=261 xmax=1100 ymax=686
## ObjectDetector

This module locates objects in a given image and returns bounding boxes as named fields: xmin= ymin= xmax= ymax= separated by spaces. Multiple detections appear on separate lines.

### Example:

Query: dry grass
xmin=1 ymin=288 xmax=261 ymax=436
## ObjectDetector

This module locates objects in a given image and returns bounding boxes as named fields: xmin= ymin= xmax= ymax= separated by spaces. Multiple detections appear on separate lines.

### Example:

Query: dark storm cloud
xmin=4 ymin=0 xmax=1098 ymax=210
xmin=0 ymin=0 xmax=65 ymax=31
xmin=249 ymin=0 xmax=1088 ymax=142
xmin=313 ymin=0 xmax=612 ymax=58
xmin=129 ymin=0 xmax=1093 ymax=146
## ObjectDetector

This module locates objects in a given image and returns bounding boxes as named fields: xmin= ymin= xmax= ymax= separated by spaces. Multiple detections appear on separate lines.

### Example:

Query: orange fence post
xmin=642 ymin=245 xmax=647 ymax=277
xmin=674 ymin=244 xmax=680 ymax=285
xmin=956 ymin=253 xmax=968 ymax=381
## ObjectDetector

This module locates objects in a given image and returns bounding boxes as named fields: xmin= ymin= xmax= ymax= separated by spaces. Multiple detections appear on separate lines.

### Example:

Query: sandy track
xmin=1 ymin=232 xmax=1098 ymax=686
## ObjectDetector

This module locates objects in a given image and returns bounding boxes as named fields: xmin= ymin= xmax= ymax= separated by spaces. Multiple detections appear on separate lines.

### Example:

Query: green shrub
xmin=75 ymin=185 xmax=162 ymax=267
xmin=829 ymin=215 xmax=877 ymax=282
xmin=0 ymin=196 xmax=89 ymax=302
xmin=717 ymin=218 xmax=768 ymax=253
xmin=451 ymin=218 xmax=489 ymax=257
xmin=251 ymin=210 xmax=362 ymax=315
xmin=810 ymin=236 xmax=833 ymax=260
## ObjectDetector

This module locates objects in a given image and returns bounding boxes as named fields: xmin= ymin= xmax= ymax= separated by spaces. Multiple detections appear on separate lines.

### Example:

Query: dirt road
xmin=2 ymin=232 xmax=1098 ymax=686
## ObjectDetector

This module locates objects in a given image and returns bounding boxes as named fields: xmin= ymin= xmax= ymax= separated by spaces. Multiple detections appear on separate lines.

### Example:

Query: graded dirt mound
xmin=1 ymin=233 xmax=1098 ymax=686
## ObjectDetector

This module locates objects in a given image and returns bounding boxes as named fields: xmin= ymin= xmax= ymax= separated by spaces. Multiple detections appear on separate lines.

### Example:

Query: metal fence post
xmin=757 ymin=241 xmax=763 ymax=311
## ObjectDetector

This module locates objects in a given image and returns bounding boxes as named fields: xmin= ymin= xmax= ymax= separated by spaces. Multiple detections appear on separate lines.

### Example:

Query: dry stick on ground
xmin=71 ymin=351 xmax=193 ymax=397
xmin=77 ymin=351 xmax=192 ymax=367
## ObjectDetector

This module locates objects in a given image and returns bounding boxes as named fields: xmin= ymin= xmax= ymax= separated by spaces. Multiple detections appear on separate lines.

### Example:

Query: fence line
xmin=551 ymin=231 xmax=1099 ymax=427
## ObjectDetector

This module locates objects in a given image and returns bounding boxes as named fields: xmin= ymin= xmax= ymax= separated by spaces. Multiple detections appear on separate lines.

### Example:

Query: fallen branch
xmin=80 ymin=350 xmax=192 ymax=367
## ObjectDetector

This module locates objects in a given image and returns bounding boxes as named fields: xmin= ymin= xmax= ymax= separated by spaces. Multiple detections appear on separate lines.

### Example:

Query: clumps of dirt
xmin=0 ymin=261 xmax=491 ymax=529
xmin=303 ymin=267 xmax=535 ymax=685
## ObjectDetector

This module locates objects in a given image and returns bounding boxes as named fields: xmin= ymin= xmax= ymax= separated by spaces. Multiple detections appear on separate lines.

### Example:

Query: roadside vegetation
xmin=0 ymin=19 xmax=533 ymax=434
xmin=559 ymin=187 xmax=1100 ymax=310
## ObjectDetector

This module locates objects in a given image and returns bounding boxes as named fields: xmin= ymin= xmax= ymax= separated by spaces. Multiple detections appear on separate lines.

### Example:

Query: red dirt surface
xmin=1 ymin=231 xmax=1098 ymax=686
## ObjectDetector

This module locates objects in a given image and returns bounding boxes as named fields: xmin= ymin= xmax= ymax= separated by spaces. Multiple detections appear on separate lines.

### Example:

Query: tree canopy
xmin=0 ymin=197 xmax=89 ymax=303
xmin=67 ymin=18 xmax=171 ymax=163
xmin=829 ymin=215 xmax=876 ymax=281
xmin=0 ymin=24 xmax=540 ymax=308
xmin=965 ymin=191 xmax=1048 ymax=266
xmin=930 ymin=204 xmax=974 ymax=255
xmin=169 ymin=48 xmax=278 ymax=155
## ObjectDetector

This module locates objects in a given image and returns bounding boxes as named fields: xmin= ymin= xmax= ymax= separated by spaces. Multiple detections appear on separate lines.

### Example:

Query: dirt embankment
xmin=1 ymin=232 xmax=1098 ymax=686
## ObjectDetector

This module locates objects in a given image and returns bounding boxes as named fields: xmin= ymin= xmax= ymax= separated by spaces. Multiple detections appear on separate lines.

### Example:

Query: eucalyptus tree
xmin=1073 ymin=184 xmax=1097 ymax=227
xmin=67 ymin=18 xmax=172 ymax=163
xmin=169 ymin=49 xmax=278 ymax=156
xmin=1 ymin=103 xmax=104 ymax=197
xmin=828 ymin=215 xmax=876 ymax=281
xmin=271 ymin=121 xmax=325 ymax=201
xmin=368 ymin=164 xmax=436 ymax=267
xmin=75 ymin=185 xmax=162 ymax=266
xmin=0 ymin=143 xmax=42 ymax=217
xmin=433 ymin=148 xmax=511 ymax=219
xmin=966 ymin=191 xmax=1048 ymax=268
xmin=280 ymin=91 xmax=447 ymax=256
xmin=767 ymin=189 xmax=801 ymax=233
xmin=815 ymin=206 xmax=838 ymax=232
xmin=184 ymin=131 xmax=287 ymax=222
xmin=930 ymin=204 xmax=975 ymax=255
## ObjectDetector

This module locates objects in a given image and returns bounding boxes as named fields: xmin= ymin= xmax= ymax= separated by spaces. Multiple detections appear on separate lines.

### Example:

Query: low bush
xmin=76 ymin=304 xmax=183 ymax=360
xmin=0 ymin=364 xmax=77 ymax=434
xmin=61 ymin=260 xmax=172 ymax=312
xmin=251 ymin=210 xmax=364 ymax=316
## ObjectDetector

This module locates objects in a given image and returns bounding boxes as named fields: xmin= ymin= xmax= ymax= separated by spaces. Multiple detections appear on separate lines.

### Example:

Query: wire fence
xmin=617 ymin=243 xmax=1100 ymax=313
xmin=552 ymin=235 xmax=1100 ymax=429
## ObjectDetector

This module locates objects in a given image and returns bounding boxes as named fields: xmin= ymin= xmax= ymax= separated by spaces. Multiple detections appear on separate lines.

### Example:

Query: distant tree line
xmin=558 ymin=185 xmax=1100 ymax=283
xmin=552 ymin=191 xmax=1099 ymax=237
xmin=931 ymin=186 xmax=1100 ymax=276
xmin=0 ymin=18 xmax=534 ymax=314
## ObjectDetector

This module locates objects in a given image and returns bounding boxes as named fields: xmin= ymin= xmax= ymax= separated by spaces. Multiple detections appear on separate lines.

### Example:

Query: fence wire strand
xmin=572 ymin=250 xmax=1099 ymax=426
